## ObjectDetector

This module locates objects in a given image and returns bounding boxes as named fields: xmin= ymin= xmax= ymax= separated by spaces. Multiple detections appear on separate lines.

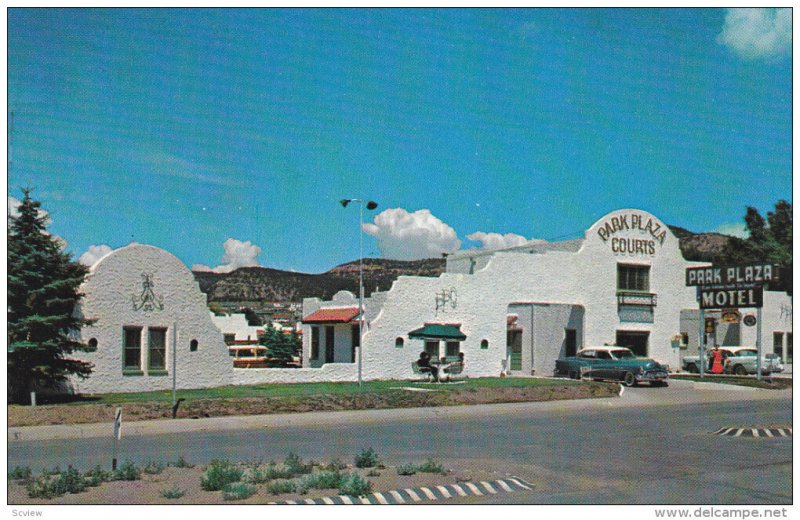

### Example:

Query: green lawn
xmin=83 ymin=377 xmax=580 ymax=404
xmin=670 ymin=374 xmax=792 ymax=390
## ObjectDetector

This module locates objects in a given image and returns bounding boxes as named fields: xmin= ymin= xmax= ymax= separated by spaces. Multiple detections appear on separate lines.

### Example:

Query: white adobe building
xmin=301 ymin=209 xmax=792 ymax=379
xmin=72 ymin=244 xmax=233 ymax=394
xmin=209 ymin=313 xmax=264 ymax=344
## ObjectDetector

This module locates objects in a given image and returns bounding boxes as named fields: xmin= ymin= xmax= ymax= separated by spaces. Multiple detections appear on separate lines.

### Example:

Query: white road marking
xmin=508 ymin=478 xmax=533 ymax=490
xmin=420 ymin=487 xmax=437 ymax=500
xmin=496 ymin=480 xmax=514 ymax=493
xmin=752 ymin=429 xmax=760 ymax=437
xmin=374 ymin=493 xmax=389 ymax=505
xmin=304 ymin=498 xmax=316 ymax=504
xmin=451 ymin=484 xmax=468 ymax=496
xmin=734 ymin=428 xmax=744 ymax=437
xmin=359 ymin=495 xmax=371 ymax=504
xmin=481 ymin=481 xmax=498 ymax=494
xmin=764 ymin=429 xmax=774 ymax=438
xmin=321 ymin=497 xmax=335 ymax=504
xmin=390 ymin=490 xmax=405 ymax=503
xmin=465 ymin=482 xmax=483 ymax=496
xmin=339 ymin=495 xmax=353 ymax=504
xmin=436 ymin=485 xmax=452 ymax=498
xmin=404 ymin=488 xmax=422 ymax=502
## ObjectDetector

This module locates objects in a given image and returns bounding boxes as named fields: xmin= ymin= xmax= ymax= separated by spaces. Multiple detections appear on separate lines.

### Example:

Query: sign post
xmin=756 ymin=307 xmax=763 ymax=381
xmin=112 ymin=407 xmax=122 ymax=471
xmin=699 ymin=309 xmax=705 ymax=378
xmin=172 ymin=322 xmax=177 ymax=412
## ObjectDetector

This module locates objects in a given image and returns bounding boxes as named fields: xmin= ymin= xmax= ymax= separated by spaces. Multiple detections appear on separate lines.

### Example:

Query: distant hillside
xmin=194 ymin=258 xmax=446 ymax=303
xmin=194 ymin=228 xmax=731 ymax=303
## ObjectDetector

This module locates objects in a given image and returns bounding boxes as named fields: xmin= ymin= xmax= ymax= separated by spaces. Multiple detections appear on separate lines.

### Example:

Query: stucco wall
xmin=72 ymin=244 xmax=233 ymax=394
xmin=210 ymin=313 xmax=263 ymax=341
xmin=233 ymin=364 xmax=358 ymax=385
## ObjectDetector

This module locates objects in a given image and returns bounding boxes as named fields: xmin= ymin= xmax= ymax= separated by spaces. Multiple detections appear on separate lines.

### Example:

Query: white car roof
xmin=579 ymin=346 xmax=631 ymax=352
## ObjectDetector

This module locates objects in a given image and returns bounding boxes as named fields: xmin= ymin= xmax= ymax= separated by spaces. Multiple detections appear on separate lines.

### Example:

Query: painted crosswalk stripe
xmin=340 ymin=495 xmax=353 ymax=505
xmin=404 ymin=488 xmax=422 ymax=502
xmin=764 ymin=429 xmax=774 ymax=438
xmin=420 ymin=487 xmax=437 ymax=500
xmin=390 ymin=490 xmax=405 ymax=503
xmin=496 ymin=480 xmax=514 ymax=493
xmin=321 ymin=497 xmax=335 ymax=505
xmin=480 ymin=481 xmax=498 ymax=494
xmin=465 ymin=482 xmax=483 ymax=496
xmin=436 ymin=486 xmax=452 ymax=498
xmin=373 ymin=493 xmax=389 ymax=505
xmin=509 ymin=478 xmax=533 ymax=490
xmin=450 ymin=484 xmax=468 ymax=497
xmin=752 ymin=429 xmax=760 ymax=438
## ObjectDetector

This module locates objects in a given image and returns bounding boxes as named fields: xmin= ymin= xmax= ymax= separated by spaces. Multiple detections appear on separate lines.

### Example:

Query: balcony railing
xmin=617 ymin=291 xmax=657 ymax=307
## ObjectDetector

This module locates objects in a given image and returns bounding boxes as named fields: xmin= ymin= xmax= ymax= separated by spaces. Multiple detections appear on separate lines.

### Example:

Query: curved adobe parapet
xmin=583 ymin=208 xmax=680 ymax=259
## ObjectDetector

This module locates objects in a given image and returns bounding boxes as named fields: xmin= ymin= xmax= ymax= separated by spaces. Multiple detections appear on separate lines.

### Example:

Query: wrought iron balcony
xmin=617 ymin=291 xmax=657 ymax=307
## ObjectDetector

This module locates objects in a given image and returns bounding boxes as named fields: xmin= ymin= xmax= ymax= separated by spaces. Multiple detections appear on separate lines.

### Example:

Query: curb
xmin=711 ymin=427 xmax=792 ymax=438
xmin=267 ymin=477 xmax=534 ymax=504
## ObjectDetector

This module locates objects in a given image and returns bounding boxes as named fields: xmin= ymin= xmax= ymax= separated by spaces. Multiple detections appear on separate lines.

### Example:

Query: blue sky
xmin=7 ymin=8 xmax=792 ymax=273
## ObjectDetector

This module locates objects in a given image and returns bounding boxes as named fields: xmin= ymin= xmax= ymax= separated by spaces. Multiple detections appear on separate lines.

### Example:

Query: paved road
xmin=8 ymin=381 xmax=792 ymax=504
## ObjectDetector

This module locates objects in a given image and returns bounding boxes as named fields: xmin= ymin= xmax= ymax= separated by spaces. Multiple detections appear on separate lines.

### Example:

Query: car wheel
xmin=652 ymin=381 xmax=668 ymax=387
xmin=568 ymin=370 xmax=579 ymax=380
xmin=622 ymin=372 xmax=637 ymax=387
xmin=686 ymin=364 xmax=698 ymax=374
xmin=734 ymin=365 xmax=748 ymax=376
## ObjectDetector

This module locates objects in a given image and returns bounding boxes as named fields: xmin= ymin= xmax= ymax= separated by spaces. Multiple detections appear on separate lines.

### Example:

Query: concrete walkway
xmin=8 ymin=379 xmax=790 ymax=442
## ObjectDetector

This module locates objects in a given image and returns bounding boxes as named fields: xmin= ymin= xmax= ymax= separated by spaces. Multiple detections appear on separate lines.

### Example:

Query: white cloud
xmin=717 ymin=8 xmax=791 ymax=60
xmin=362 ymin=208 xmax=462 ymax=260
xmin=715 ymin=222 xmax=749 ymax=239
xmin=79 ymin=244 xmax=113 ymax=267
xmin=467 ymin=231 xmax=545 ymax=251
xmin=192 ymin=238 xmax=262 ymax=273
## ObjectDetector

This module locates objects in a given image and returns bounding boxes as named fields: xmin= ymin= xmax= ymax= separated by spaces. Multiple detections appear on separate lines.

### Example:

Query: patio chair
xmin=442 ymin=362 xmax=464 ymax=382
xmin=411 ymin=361 xmax=434 ymax=382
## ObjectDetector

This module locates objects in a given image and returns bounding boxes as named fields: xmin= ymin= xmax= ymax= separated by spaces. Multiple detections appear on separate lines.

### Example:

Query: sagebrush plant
xmin=200 ymin=460 xmax=243 ymax=491
xmin=26 ymin=466 xmax=88 ymax=499
xmin=396 ymin=464 xmax=417 ymax=476
xmin=113 ymin=460 xmax=141 ymax=481
xmin=143 ymin=461 xmax=165 ymax=475
xmin=8 ymin=466 xmax=32 ymax=481
xmin=354 ymin=447 xmax=379 ymax=468
xmin=222 ymin=482 xmax=257 ymax=501
xmin=84 ymin=465 xmax=111 ymax=487
xmin=265 ymin=479 xmax=297 ymax=495
xmin=160 ymin=485 xmax=186 ymax=499
xmin=339 ymin=474 xmax=372 ymax=497
xmin=415 ymin=458 xmax=446 ymax=474
xmin=172 ymin=455 xmax=194 ymax=468
xmin=283 ymin=452 xmax=312 ymax=475
xmin=325 ymin=458 xmax=347 ymax=471
xmin=366 ymin=469 xmax=381 ymax=477
xmin=296 ymin=471 xmax=345 ymax=494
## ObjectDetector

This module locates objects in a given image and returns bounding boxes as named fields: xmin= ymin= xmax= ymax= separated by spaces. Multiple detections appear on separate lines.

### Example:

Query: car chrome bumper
xmin=636 ymin=371 xmax=669 ymax=382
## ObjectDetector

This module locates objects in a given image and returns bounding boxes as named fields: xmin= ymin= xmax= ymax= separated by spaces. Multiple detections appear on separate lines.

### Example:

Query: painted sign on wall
xmin=596 ymin=212 xmax=667 ymax=256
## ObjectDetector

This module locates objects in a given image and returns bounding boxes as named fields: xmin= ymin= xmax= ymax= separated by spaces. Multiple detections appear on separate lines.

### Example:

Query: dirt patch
xmin=8 ymin=382 xmax=617 ymax=427
xmin=7 ymin=459 xmax=511 ymax=505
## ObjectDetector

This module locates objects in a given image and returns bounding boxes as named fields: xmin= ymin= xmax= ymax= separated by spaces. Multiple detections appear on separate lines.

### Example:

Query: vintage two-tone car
xmin=555 ymin=346 xmax=670 ymax=387
xmin=681 ymin=346 xmax=783 ymax=375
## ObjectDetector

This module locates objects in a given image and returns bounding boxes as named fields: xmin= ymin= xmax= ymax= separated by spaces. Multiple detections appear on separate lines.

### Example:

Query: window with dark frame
xmin=351 ymin=324 xmax=360 ymax=363
xmin=445 ymin=341 xmax=460 ymax=359
xmin=617 ymin=264 xmax=650 ymax=292
xmin=123 ymin=327 xmax=142 ymax=370
xmin=148 ymin=327 xmax=167 ymax=370
xmin=311 ymin=326 xmax=320 ymax=359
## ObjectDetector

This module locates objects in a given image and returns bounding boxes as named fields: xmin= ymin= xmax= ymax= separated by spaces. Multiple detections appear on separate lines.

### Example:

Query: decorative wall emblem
xmin=131 ymin=273 xmax=164 ymax=312
xmin=435 ymin=287 xmax=458 ymax=315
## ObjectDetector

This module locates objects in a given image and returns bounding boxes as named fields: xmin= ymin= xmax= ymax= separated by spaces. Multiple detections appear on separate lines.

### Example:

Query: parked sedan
xmin=555 ymin=346 xmax=670 ymax=387
xmin=723 ymin=348 xmax=783 ymax=375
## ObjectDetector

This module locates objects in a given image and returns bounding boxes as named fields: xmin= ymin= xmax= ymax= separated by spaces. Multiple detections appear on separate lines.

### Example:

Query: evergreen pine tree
xmin=260 ymin=322 xmax=297 ymax=367
xmin=8 ymin=189 xmax=94 ymax=403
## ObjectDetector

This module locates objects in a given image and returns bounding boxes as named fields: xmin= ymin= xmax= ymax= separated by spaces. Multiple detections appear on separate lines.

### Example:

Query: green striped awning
xmin=408 ymin=323 xmax=466 ymax=341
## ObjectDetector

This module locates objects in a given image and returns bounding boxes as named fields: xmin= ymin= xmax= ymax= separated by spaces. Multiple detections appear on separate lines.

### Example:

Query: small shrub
xmin=324 ymin=458 xmax=348 ymax=471
xmin=27 ymin=466 xmax=87 ymax=498
xmin=396 ymin=464 xmax=417 ymax=476
xmin=265 ymin=479 xmax=297 ymax=495
xmin=113 ymin=460 xmax=141 ymax=481
xmin=416 ymin=458 xmax=446 ymax=474
xmin=57 ymin=466 xmax=88 ymax=494
xmin=354 ymin=447 xmax=379 ymax=468
xmin=339 ymin=474 xmax=372 ymax=497
xmin=9 ymin=466 xmax=32 ymax=481
xmin=366 ymin=469 xmax=381 ymax=477
xmin=172 ymin=455 xmax=194 ymax=468
xmin=284 ymin=453 xmax=312 ymax=475
xmin=41 ymin=465 xmax=62 ymax=476
xmin=161 ymin=485 xmax=186 ymax=499
xmin=222 ymin=482 xmax=257 ymax=501
xmin=297 ymin=470 xmax=345 ymax=494
xmin=27 ymin=476 xmax=58 ymax=499
xmin=143 ymin=461 xmax=165 ymax=475
xmin=84 ymin=465 xmax=111 ymax=487
xmin=201 ymin=460 xmax=243 ymax=491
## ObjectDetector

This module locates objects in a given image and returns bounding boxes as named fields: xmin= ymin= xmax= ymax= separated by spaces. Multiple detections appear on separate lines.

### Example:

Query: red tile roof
xmin=302 ymin=307 xmax=360 ymax=324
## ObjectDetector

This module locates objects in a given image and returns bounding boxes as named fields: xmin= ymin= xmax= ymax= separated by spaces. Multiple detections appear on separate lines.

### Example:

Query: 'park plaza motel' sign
xmin=685 ymin=263 xmax=779 ymax=309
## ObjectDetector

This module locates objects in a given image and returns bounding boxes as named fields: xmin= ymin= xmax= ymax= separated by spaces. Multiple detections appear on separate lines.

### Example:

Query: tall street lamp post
xmin=340 ymin=198 xmax=378 ymax=388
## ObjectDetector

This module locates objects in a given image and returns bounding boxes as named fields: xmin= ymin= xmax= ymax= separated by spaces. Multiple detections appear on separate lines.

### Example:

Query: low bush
xmin=396 ymin=464 xmax=417 ymax=476
xmin=113 ymin=460 xmax=141 ymax=481
xmin=284 ymin=453 xmax=313 ymax=475
xmin=354 ymin=448 xmax=379 ymax=468
xmin=416 ymin=458 xmax=446 ymax=475
xmin=26 ymin=466 xmax=87 ymax=499
xmin=9 ymin=466 xmax=32 ymax=481
xmin=265 ymin=479 xmax=297 ymax=495
xmin=172 ymin=455 xmax=194 ymax=468
xmin=143 ymin=461 xmax=165 ymax=475
xmin=366 ymin=469 xmax=381 ymax=477
xmin=324 ymin=458 xmax=348 ymax=471
xmin=200 ymin=460 xmax=243 ymax=491
xmin=222 ymin=482 xmax=257 ymax=501
xmin=84 ymin=465 xmax=111 ymax=487
xmin=160 ymin=485 xmax=185 ymax=499
xmin=297 ymin=471 xmax=345 ymax=494
xmin=339 ymin=474 xmax=372 ymax=497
